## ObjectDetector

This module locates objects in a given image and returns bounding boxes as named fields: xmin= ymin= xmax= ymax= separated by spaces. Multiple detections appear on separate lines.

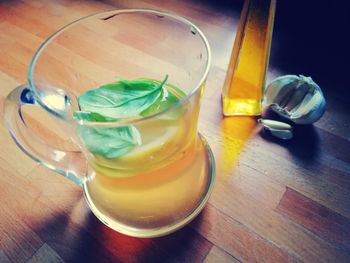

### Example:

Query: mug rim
xmin=28 ymin=8 xmax=212 ymax=127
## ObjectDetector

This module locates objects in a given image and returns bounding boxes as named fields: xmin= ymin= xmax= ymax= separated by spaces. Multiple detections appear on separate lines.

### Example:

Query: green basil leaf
xmin=140 ymin=83 xmax=186 ymax=119
xmin=78 ymin=75 xmax=168 ymax=118
xmin=74 ymin=75 xmax=187 ymax=160
xmin=74 ymin=111 xmax=119 ymax=122
xmin=140 ymin=88 xmax=180 ymax=117
xmin=78 ymin=125 xmax=141 ymax=159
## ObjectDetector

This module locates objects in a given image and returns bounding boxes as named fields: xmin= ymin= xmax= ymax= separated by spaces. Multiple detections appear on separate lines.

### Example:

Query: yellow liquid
xmin=222 ymin=0 xmax=276 ymax=116
xmin=82 ymin=87 xmax=215 ymax=237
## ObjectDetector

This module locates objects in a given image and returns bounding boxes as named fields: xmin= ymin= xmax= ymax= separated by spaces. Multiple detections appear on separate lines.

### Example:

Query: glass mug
xmin=4 ymin=9 xmax=215 ymax=238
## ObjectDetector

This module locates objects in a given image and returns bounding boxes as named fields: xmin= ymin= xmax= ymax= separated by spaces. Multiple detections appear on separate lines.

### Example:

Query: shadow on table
xmin=260 ymin=108 xmax=320 ymax=166
xmin=32 ymin=207 xmax=209 ymax=263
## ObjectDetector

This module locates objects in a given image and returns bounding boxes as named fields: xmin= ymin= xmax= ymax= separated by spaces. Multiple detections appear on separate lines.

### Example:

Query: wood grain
xmin=204 ymin=246 xmax=240 ymax=263
xmin=27 ymin=243 xmax=65 ymax=263
xmin=277 ymin=187 xmax=350 ymax=251
xmin=0 ymin=251 xmax=12 ymax=263
xmin=1 ymin=0 xmax=350 ymax=262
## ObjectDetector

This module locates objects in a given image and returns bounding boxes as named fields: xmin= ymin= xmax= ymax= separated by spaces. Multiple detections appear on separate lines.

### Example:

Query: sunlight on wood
xmin=218 ymin=117 xmax=257 ymax=177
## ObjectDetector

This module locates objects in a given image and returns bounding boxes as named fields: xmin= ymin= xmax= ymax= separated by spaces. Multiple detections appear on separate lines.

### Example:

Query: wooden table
xmin=1 ymin=0 xmax=350 ymax=262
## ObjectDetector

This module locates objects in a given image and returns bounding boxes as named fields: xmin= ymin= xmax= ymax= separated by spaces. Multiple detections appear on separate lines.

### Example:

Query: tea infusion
xmin=75 ymin=76 xmax=211 ymax=234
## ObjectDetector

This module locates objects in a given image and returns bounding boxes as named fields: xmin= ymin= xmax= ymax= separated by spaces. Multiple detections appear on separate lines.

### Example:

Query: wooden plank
xmin=21 ymin=0 xmax=111 ymax=18
xmin=201 ymin=160 xmax=350 ymax=262
xmin=277 ymin=187 xmax=350 ymax=251
xmin=192 ymin=204 xmax=298 ymax=263
xmin=0 ymin=5 xmax=55 ymax=39
xmin=0 ymin=166 xmax=123 ymax=263
xmin=28 ymin=243 xmax=66 ymax=263
xmin=0 ymin=207 xmax=44 ymax=263
xmin=1 ymin=19 xmax=190 ymax=91
xmin=0 ymin=45 xmax=28 ymax=83
xmin=0 ymin=251 xmax=11 ymax=263
xmin=204 ymin=246 xmax=241 ymax=263
xmin=0 ymin=72 xmax=38 ymax=177
xmin=199 ymin=93 xmax=349 ymax=261
xmin=148 ymin=227 xmax=213 ymax=263
xmin=0 ymin=125 xmax=38 ymax=178
xmin=314 ymin=96 xmax=350 ymax=141
xmin=0 ymin=1 xmax=350 ymax=263
xmin=243 ymin=130 xmax=350 ymax=218
xmin=27 ymin=167 xmax=213 ymax=263
xmin=1 ymin=164 xmax=213 ymax=263
xmin=30 ymin=213 xmax=119 ymax=263
xmin=14 ymin=0 xmax=238 ymax=72
xmin=0 ymin=22 xmax=114 ymax=91
xmin=199 ymin=111 xmax=350 ymax=219
xmin=0 ymin=71 xmax=22 ymax=98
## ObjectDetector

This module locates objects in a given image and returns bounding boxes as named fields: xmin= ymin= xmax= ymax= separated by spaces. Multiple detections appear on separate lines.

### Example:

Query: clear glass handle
xmin=3 ymin=85 xmax=87 ymax=186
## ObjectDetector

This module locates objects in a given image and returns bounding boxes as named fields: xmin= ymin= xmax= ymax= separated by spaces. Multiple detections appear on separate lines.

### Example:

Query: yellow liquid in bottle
xmin=223 ymin=0 xmax=276 ymax=116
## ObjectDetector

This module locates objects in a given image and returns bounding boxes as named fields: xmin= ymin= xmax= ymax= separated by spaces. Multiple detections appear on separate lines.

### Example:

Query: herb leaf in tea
xmin=140 ymin=87 xmax=179 ymax=117
xmin=75 ymin=75 xmax=185 ymax=159
xmin=78 ymin=75 xmax=168 ymax=118
xmin=74 ymin=111 xmax=119 ymax=122
xmin=78 ymin=125 xmax=141 ymax=159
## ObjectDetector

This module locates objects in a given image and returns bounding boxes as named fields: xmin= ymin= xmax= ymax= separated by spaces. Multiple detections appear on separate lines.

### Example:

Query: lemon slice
xmin=121 ymin=124 xmax=178 ymax=161
xmin=92 ymin=119 xmax=183 ymax=177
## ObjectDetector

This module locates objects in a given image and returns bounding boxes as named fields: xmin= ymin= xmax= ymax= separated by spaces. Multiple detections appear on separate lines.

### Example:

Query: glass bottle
xmin=222 ymin=0 xmax=276 ymax=116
